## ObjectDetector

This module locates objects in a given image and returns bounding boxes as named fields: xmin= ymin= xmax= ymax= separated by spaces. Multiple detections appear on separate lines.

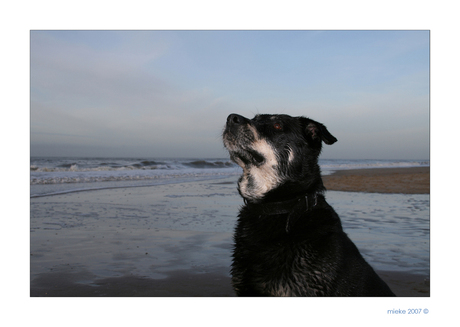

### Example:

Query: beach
xmin=30 ymin=166 xmax=430 ymax=297
xmin=323 ymin=167 xmax=430 ymax=194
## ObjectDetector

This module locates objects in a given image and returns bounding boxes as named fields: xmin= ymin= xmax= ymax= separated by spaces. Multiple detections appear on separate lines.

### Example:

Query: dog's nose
xmin=227 ymin=114 xmax=246 ymax=126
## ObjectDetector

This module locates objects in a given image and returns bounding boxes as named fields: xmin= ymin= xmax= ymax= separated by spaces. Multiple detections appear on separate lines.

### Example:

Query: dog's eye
xmin=273 ymin=123 xmax=282 ymax=130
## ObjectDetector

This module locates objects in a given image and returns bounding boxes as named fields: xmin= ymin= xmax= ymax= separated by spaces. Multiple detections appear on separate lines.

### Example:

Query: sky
xmin=30 ymin=30 xmax=429 ymax=160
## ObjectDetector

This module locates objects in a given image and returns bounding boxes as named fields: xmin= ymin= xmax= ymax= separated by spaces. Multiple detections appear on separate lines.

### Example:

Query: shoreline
xmin=30 ymin=166 xmax=430 ymax=199
xmin=323 ymin=167 xmax=429 ymax=194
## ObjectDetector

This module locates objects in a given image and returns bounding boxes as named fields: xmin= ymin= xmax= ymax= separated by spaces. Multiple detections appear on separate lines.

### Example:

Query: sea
xmin=30 ymin=157 xmax=429 ymax=198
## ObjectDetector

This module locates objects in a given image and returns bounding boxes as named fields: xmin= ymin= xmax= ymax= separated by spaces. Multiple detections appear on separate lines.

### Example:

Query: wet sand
xmin=30 ymin=167 xmax=429 ymax=297
xmin=323 ymin=167 xmax=430 ymax=194
xmin=30 ymin=267 xmax=428 ymax=297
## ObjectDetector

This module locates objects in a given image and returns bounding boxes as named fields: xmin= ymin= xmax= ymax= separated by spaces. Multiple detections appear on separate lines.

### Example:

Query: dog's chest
xmin=233 ymin=215 xmax=335 ymax=296
xmin=235 ymin=240 xmax=333 ymax=296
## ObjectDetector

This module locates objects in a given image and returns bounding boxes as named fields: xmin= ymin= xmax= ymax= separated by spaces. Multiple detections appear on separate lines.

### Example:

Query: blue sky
xmin=30 ymin=30 xmax=429 ymax=159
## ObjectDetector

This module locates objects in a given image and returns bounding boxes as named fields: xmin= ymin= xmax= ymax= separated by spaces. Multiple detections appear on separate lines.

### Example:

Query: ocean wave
xmin=30 ymin=159 xmax=236 ymax=173
xmin=30 ymin=157 xmax=240 ymax=192
xmin=183 ymin=160 xmax=235 ymax=169
xmin=30 ymin=171 xmax=241 ymax=185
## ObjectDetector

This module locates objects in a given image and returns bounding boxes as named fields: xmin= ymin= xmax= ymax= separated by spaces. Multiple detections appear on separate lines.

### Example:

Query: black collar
xmin=244 ymin=193 xmax=321 ymax=233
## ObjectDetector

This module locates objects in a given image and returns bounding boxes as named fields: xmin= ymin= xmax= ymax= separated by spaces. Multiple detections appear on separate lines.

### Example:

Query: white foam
xmin=30 ymin=157 xmax=428 ymax=197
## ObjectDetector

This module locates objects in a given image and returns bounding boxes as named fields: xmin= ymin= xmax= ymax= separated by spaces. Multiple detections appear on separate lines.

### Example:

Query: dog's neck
xmin=244 ymin=192 xmax=322 ymax=233
xmin=243 ymin=192 xmax=323 ymax=210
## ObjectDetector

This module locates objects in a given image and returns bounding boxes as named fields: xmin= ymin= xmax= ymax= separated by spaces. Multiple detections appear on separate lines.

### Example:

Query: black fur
xmin=223 ymin=113 xmax=395 ymax=296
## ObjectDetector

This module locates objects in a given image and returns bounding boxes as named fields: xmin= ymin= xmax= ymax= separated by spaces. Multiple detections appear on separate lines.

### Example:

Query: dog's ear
xmin=304 ymin=119 xmax=337 ymax=145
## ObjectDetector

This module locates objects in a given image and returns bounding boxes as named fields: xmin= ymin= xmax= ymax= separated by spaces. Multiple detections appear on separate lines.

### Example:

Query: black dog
xmin=223 ymin=113 xmax=395 ymax=296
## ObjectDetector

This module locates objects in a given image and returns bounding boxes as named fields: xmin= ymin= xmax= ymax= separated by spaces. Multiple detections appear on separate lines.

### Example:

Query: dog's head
xmin=223 ymin=113 xmax=337 ymax=202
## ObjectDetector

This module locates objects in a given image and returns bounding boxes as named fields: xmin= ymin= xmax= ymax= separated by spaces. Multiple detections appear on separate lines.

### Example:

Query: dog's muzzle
xmin=223 ymin=113 xmax=249 ymax=149
xmin=225 ymin=113 xmax=248 ymax=134
xmin=223 ymin=114 xmax=265 ymax=166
